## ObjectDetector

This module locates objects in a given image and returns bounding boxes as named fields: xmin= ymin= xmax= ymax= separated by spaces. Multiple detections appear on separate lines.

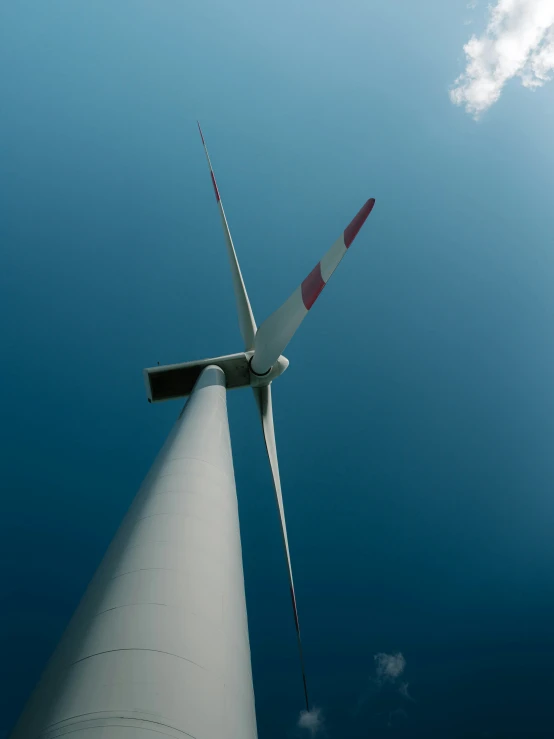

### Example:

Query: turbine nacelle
xmin=143 ymin=351 xmax=289 ymax=402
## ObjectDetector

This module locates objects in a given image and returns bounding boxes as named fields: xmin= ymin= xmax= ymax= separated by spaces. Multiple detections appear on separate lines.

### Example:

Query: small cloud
xmin=356 ymin=651 xmax=412 ymax=718
xmin=374 ymin=652 xmax=406 ymax=683
xmin=399 ymin=681 xmax=415 ymax=702
xmin=450 ymin=0 xmax=554 ymax=118
xmin=467 ymin=0 xmax=478 ymax=8
xmin=297 ymin=707 xmax=324 ymax=736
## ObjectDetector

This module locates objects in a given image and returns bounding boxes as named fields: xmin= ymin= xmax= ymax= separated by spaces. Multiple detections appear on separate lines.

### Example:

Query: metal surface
xmin=251 ymin=198 xmax=375 ymax=374
xmin=252 ymin=383 xmax=309 ymax=710
xmin=144 ymin=352 xmax=251 ymax=402
xmin=198 ymin=122 xmax=257 ymax=350
xmin=11 ymin=365 xmax=258 ymax=739
xmin=143 ymin=352 xmax=290 ymax=402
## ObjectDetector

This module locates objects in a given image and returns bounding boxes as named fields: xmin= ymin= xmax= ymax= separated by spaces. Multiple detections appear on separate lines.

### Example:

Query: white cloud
xmin=450 ymin=0 xmax=554 ymax=117
xmin=399 ymin=681 xmax=415 ymax=702
xmin=297 ymin=707 xmax=324 ymax=736
xmin=374 ymin=652 xmax=406 ymax=683
xmin=356 ymin=652 xmax=411 ymax=718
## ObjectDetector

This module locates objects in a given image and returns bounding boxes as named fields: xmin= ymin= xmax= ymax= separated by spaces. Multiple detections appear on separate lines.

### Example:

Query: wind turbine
xmin=9 ymin=126 xmax=375 ymax=739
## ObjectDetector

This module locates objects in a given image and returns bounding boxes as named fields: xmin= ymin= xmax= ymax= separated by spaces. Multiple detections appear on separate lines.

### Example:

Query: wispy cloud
xmin=374 ymin=652 xmax=406 ymax=683
xmin=356 ymin=651 xmax=414 ymax=729
xmin=297 ymin=707 xmax=324 ymax=736
xmin=464 ymin=1 xmax=477 ymax=25
xmin=450 ymin=0 xmax=554 ymax=117
xmin=399 ymin=681 xmax=415 ymax=702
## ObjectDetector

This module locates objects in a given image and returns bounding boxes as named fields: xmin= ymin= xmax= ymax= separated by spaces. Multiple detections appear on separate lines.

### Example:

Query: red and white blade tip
xmin=300 ymin=197 xmax=375 ymax=310
xmin=345 ymin=198 xmax=375 ymax=248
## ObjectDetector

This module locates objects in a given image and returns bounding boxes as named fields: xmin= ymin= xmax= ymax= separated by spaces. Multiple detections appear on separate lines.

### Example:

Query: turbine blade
xmin=252 ymin=383 xmax=310 ymax=711
xmin=251 ymin=198 xmax=375 ymax=375
xmin=198 ymin=122 xmax=257 ymax=350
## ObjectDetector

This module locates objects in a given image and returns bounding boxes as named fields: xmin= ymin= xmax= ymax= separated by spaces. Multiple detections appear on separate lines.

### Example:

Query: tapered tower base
xmin=11 ymin=365 xmax=257 ymax=739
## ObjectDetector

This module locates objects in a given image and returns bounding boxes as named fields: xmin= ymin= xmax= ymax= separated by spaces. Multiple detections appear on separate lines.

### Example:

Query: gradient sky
xmin=2 ymin=1 xmax=554 ymax=737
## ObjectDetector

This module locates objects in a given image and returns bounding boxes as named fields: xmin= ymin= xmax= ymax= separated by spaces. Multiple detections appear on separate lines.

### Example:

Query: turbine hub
xmin=247 ymin=352 xmax=289 ymax=387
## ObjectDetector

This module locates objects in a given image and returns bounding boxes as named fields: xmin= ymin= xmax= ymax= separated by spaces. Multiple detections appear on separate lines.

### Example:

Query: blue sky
xmin=2 ymin=1 xmax=554 ymax=737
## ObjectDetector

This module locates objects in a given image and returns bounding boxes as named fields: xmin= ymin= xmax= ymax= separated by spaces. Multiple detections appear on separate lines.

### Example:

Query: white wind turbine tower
xmin=10 ymin=125 xmax=375 ymax=739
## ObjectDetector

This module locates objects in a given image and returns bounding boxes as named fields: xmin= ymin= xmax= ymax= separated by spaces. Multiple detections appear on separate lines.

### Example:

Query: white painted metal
xmin=320 ymin=234 xmax=347 ymax=283
xmin=198 ymin=123 xmax=257 ymax=350
xmin=247 ymin=352 xmax=289 ymax=387
xmin=143 ymin=352 xmax=290 ymax=403
xmin=215 ymin=201 xmax=257 ymax=350
xmin=253 ymin=385 xmax=294 ymax=603
xmin=251 ymin=287 xmax=307 ymax=375
xmin=251 ymin=199 xmax=374 ymax=375
xmin=144 ymin=352 xmax=251 ymax=402
xmin=10 ymin=365 xmax=257 ymax=739
xmin=252 ymin=384 xmax=309 ymax=707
